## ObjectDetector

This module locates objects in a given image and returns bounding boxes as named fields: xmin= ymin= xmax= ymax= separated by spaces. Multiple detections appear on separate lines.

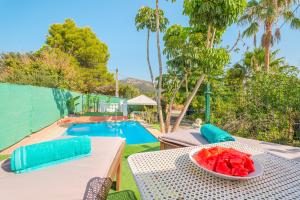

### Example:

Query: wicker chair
xmin=83 ymin=177 xmax=113 ymax=200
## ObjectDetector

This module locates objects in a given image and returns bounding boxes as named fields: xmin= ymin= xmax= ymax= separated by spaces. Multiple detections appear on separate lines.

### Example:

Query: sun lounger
xmin=159 ymin=129 xmax=209 ymax=149
xmin=159 ymin=129 xmax=300 ymax=162
xmin=0 ymin=137 xmax=125 ymax=200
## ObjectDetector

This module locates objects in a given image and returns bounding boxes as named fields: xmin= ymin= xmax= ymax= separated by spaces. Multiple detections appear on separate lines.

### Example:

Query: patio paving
xmin=0 ymin=121 xmax=68 ymax=155
xmin=236 ymin=136 xmax=300 ymax=162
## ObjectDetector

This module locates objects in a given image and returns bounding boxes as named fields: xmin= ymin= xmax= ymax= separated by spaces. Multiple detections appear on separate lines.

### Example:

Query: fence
xmin=82 ymin=94 xmax=126 ymax=114
xmin=0 ymin=83 xmax=84 ymax=150
xmin=0 ymin=83 xmax=125 ymax=151
xmin=98 ymin=102 xmax=128 ymax=116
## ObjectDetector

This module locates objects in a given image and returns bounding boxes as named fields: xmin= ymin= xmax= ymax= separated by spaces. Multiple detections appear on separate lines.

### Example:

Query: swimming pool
xmin=65 ymin=121 xmax=158 ymax=144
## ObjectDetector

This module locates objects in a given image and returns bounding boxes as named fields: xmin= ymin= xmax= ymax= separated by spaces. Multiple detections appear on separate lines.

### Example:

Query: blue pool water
xmin=66 ymin=121 xmax=158 ymax=144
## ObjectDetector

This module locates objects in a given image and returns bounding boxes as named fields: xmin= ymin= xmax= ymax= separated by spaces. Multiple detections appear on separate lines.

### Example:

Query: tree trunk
xmin=251 ymin=55 xmax=259 ymax=72
xmin=171 ymin=74 xmax=205 ymax=132
xmin=165 ymin=104 xmax=173 ymax=133
xmin=147 ymin=29 xmax=161 ymax=129
xmin=229 ymin=31 xmax=241 ymax=52
xmin=264 ymin=44 xmax=270 ymax=73
xmin=147 ymin=29 xmax=155 ymax=87
xmin=264 ymin=21 xmax=272 ymax=73
xmin=254 ymin=61 xmax=259 ymax=72
xmin=155 ymin=0 xmax=165 ymax=133
xmin=206 ymin=25 xmax=212 ymax=48
xmin=171 ymin=25 xmax=213 ymax=132
xmin=210 ymin=28 xmax=216 ymax=48
xmin=185 ymin=74 xmax=189 ymax=96
xmin=165 ymin=78 xmax=185 ymax=133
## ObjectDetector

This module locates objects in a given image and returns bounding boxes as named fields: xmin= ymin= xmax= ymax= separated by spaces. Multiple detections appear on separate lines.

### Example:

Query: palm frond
xmin=238 ymin=14 xmax=253 ymax=25
xmin=274 ymin=27 xmax=281 ymax=42
xmin=261 ymin=33 xmax=268 ymax=47
xmin=283 ymin=10 xmax=295 ymax=21
xmin=242 ymin=22 xmax=260 ymax=38
xmin=271 ymin=49 xmax=281 ymax=56
xmin=290 ymin=17 xmax=300 ymax=29
xmin=270 ymin=34 xmax=274 ymax=46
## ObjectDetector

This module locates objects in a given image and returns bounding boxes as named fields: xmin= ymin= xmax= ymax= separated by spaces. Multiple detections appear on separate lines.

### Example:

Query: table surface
xmin=128 ymin=141 xmax=300 ymax=200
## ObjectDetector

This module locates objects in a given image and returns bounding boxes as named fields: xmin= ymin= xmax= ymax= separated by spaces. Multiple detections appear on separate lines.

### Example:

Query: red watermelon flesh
xmin=193 ymin=146 xmax=255 ymax=177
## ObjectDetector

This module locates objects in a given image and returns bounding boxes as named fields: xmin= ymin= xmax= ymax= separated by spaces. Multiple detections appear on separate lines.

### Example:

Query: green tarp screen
xmin=0 ymin=83 xmax=82 ymax=150
xmin=0 ymin=83 xmax=124 ymax=151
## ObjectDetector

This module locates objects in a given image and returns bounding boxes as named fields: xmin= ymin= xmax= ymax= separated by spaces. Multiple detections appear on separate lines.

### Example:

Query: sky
xmin=0 ymin=0 xmax=299 ymax=81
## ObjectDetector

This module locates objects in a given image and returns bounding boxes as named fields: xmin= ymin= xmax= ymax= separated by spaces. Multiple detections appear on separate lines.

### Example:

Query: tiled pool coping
xmin=58 ymin=116 xmax=128 ymax=125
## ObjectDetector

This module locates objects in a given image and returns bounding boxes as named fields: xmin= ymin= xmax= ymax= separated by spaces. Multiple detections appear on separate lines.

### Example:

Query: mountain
xmin=120 ymin=78 xmax=155 ymax=95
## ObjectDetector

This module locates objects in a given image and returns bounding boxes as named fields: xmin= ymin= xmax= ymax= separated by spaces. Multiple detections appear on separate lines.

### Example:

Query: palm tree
xmin=244 ymin=48 xmax=286 ymax=72
xmin=228 ymin=48 xmax=287 ymax=87
xmin=240 ymin=0 xmax=300 ymax=73
xmin=244 ymin=48 xmax=266 ymax=73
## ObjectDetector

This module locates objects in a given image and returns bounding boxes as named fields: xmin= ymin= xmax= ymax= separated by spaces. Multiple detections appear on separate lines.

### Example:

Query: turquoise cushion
xmin=201 ymin=124 xmax=235 ymax=144
xmin=10 ymin=136 xmax=91 ymax=173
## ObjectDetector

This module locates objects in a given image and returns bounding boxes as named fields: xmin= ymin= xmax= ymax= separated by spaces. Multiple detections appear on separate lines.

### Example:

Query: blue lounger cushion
xmin=201 ymin=124 xmax=235 ymax=144
xmin=10 ymin=136 xmax=91 ymax=173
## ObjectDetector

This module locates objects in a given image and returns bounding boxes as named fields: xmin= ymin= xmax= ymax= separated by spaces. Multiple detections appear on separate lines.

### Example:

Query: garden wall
xmin=0 ymin=83 xmax=84 ymax=151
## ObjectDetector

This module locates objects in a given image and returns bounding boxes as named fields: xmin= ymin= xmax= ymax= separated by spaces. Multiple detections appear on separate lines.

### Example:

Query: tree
xmin=135 ymin=6 xmax=169 ymax=132
xmin=135 ymin=6 xmax=169 ymax=87
xmin=0 ymin=47 xmax=115 ymax=94
xmin=169 ymin=0 xmax=246 ymax=132
xmin=239 ymin=0 xmax=300 ymax=73
xmin=163 ymin=24 xmax=230 ymax=132
xmin=226 ymin=48 xmax=286 ymax=89
xmin=161 ymin=71 xmax=185 ymax=132
xmin=0 ymin=48 xmax=80 ymax=90
xmin=45 ymin=19 xmax=115 ymax=94
xmin=76 ymin=65 xmax=115 ymax=94
xmin=155 ymin=0 xmax=174 ymax=133
xmin=215 ymin=48 xmax=300 ymax=142
xmin=119 ymin=84 xmax=141 ymax=99
xmin=163 ymin=25 xmax=200 ymax=132
xmin=46 ymin=19 xmax=110 ymax=68
xmin=135 ymin=7 xmax=169 ymax=132
xmin=1 ymin=19 xmax=115 ymax=95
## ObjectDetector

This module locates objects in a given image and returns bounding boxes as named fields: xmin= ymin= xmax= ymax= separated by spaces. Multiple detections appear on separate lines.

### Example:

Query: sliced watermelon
xmin=193 ymin=146 xmax=256 ymax=177
xmin=215 ymin=161 xmax=232 ymax=175
xmin=244 ymin=156 xmax=255 ymax=173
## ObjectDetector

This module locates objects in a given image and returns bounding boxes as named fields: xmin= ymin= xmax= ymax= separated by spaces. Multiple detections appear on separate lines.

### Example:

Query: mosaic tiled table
xmin=128 ymin=142 xmax=300 ymax=200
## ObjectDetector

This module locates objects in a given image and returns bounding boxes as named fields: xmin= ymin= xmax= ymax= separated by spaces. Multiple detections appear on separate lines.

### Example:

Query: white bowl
xmin=189 ymin=147 xmax=264 ymax=180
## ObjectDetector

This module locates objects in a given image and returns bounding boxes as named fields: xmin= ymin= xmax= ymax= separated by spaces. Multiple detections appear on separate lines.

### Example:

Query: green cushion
xmin=10 ymin=136 xmax=91 ymax=173
xmin=201 ymin=124 xmax=235 ymax=144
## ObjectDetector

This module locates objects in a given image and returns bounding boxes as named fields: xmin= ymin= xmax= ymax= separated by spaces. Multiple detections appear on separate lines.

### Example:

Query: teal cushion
xmin=10 ymin=136 xmax=91 ymax=173
xmin=201 ymin=124 xmax=235 ymax=144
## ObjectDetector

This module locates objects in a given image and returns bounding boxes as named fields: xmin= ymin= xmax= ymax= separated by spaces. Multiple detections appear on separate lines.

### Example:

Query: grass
xmin=0 ymin=154 xmax=9 ymax=161
xmin=108 ymin=142 xmax=160 ymax=200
